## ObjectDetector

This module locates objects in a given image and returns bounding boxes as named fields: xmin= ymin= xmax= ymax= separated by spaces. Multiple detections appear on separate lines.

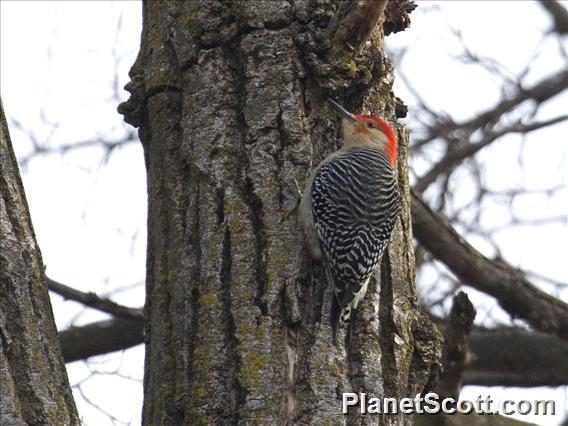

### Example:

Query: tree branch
xmin=459 ymin=68 xmax=568 ymax=131
xmin=58 ymin=315 xmax=568 ymax=388
xmin=59 ymin=318 xmax=143 ymax=363
xmin=436 ymin=292 xmax=476 ymax=399
xmin=414 ymin=114 xmax=568 ymax=193
xmin=411 ymin=190 xmax=568 ymax=341
xmin=411 ymin=68 xmax=568 ymax=152
xmin=16 ymin=131 xmax=137 ymax=168
xmin=465 ymin=325 xmax=568 ymax=387
xmin=539 ymin=0 xmax=568 ymax=34
xmin=432 ymin=316 xmax=568 ymax=387
xmin=47 ymin=277 xmax=142 ymax=320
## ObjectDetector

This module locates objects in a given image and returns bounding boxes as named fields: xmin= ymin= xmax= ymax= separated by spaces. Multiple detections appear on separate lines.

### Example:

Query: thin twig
xmin=47 ymin=277 xmax=142 ymax=320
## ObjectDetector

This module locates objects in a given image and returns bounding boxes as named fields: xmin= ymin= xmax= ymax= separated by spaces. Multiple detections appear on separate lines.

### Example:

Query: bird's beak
xmin=328 ymin=99 xmax=356 ymax=123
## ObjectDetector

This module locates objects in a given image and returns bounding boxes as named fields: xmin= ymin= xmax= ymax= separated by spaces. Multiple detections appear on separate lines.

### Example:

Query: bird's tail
xmin=323 ymin=256 xmax=345 ymax=346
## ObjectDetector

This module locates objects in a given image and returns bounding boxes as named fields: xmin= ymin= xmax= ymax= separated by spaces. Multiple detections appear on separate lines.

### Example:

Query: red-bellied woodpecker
xmin=299 ymin=99 xmax=400 ymax=343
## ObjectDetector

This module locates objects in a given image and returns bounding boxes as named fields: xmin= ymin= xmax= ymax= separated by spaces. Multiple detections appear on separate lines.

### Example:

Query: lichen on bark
xmin=119 ymin=1 xmax=440 ymax=424
xmin=0 ymin=100 xmax=79 ymax=425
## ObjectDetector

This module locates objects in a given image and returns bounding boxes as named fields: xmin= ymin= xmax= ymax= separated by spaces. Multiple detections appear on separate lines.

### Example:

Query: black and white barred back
xmin=311 ymin=147 xmax=400 ymax=342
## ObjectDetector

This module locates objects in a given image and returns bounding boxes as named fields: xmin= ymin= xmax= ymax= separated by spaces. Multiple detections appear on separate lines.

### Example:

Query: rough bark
xmin=59 ymin=316 xmax=568 ymax=387
xmin=0 ymin=99 xmax=79 ymax=424
xmin=119 ymin=1 xmax=439 ymax=424
xmin=436 ymin=292 xmax=476 ymax=400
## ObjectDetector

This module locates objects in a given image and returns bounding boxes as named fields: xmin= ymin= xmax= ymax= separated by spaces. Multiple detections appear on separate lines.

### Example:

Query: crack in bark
xmin=274 ymin=107 xmax=286 ymax=209
xmin=223 ymin=33 xmax=270 ymax=319
xmin=142 ymin=90 xmax=185 ymax=422
xmin=243 ymin=176 xmax=269 ymax=317
xmin=123 ymin=2 xmax=442 ymax=423
xmin=185 ymin=183 xmax=202 ymax=420
xmin=378 ymin=252 xmax=396 ymax=399
xmin=215 ymin=187 xmax=225 ymax=226
xmin=220 ymin=220 xmax=248 ymax=422
xmin=146 ymin=85 xmax=182 ymax=100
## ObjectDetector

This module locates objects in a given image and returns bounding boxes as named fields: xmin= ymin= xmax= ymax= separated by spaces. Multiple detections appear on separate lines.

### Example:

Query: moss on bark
xmin=119 ymin=1 xmax=440 ymax=424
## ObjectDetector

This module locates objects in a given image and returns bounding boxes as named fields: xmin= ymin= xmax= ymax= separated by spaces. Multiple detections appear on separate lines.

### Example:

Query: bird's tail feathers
xmin=323 ymin=258 xmax=343 ymax=346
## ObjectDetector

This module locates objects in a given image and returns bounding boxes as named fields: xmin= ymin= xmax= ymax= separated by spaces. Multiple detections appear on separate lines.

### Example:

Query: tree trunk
xmin=0 ymin=100 xmax=79 ymax=425
xmin=119 ymin=1 xmax=441 ymax=424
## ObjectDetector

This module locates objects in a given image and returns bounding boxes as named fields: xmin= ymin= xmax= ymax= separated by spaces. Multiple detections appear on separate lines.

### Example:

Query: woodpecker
xmin=299 ymin=99 xmax=400 ymax=343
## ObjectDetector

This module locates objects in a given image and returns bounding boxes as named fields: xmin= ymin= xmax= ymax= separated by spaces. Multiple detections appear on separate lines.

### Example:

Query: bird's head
xmin=328 ymin=99 xmax=398 ymax=167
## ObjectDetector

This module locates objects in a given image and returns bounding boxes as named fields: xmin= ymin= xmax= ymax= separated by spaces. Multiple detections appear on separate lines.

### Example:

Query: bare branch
xmin=436 ymin=292 xmax=476 ymax=399
xmin=410 ymin=67 xmax=568 ymax=154
xmin=411 ymin=190 xmax=568 ymax=341
xmin=74 ymin=384 xmax=131 ymax=425
xmin=522 ymin=269 xmax=567 ymax=289
xmin=465 ymin=324 xmax=568 ymax=387
xmin=18 ymin=131 xmax=137 ymax=167
xmin=414 ymin=114 xmax=568 ymax=193
xmin=431 ymin=317 xmax=568 ymax=388
xmin=48 ymin=277 xmax=142 ymax=320
xmin=486 ymin=214 xmax=567 ymax=235
xmin=460 ymin=68 xmax=568 ymax=131
xmin=59 ymin=317 xmax=143 ymax=363
xmin=539 ymin=0 xmax=568 ymax=34
xmin=59 ymin=315 xmax=568 ymax=388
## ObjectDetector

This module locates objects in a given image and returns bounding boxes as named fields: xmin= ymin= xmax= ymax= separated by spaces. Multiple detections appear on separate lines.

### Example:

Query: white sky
xmin=1 ymin=1 xmax=567 ymax=425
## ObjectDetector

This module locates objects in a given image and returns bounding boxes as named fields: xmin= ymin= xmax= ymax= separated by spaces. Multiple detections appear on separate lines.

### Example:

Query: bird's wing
xmin=311 ymin=149 xmax=398 ymax=310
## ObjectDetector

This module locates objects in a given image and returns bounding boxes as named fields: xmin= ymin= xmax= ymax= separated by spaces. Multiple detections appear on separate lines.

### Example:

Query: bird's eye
xmin=367 ymin=121 xmax=376 ymax=129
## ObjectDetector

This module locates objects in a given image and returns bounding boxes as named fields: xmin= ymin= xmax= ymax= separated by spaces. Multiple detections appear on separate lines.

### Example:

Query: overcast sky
xmin=1 ymin=1 xmax=566 ymax=425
